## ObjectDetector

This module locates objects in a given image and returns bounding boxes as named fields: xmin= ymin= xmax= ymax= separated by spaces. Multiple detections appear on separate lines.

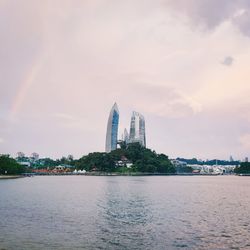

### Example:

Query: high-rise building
xmin=17 ymin=152 xmax=25 ymax=158
xmin=129 ymin=111 xmax=146 ymax=147
xmin=230 ymin=155 xmax=234 ymax=162
xmin=123 ymin=128 xmax=129 ymax=144
xmin=31 ymin=152 xmax=39 ymax=161
xmin=105 ymin=103 xmax=119 ymax=152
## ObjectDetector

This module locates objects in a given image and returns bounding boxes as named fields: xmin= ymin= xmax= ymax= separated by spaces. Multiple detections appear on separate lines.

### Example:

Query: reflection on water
xmin=0 ymin=176 xmax=250 ymax=249
xmin=96 ymin=177 xmax=154 ymax=249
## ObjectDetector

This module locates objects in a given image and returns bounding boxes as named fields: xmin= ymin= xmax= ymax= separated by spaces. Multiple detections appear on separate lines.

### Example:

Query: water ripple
xmin=0 ymin=176 xmax=250 ymax=249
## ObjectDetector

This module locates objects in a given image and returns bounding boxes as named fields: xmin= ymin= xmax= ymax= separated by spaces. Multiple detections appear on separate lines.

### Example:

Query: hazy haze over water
xmin=0 ymin=176 xmax=250 ymax=249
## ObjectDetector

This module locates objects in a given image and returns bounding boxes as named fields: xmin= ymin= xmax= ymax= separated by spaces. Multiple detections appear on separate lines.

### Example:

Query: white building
xmin=129 ymin=111 xmax=146 ymax=147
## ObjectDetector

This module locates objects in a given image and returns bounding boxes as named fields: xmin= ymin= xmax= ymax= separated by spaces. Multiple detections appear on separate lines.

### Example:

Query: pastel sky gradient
xmin=1 ymin=0 xmax=250 ymax=160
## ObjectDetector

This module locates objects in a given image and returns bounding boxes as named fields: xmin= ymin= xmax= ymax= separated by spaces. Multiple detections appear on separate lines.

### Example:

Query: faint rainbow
xmin=9 ymin=59 xmax=43 ymax=121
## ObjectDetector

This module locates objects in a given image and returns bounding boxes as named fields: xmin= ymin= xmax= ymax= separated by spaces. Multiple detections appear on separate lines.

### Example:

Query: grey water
xmin=0 ymin=176 xmax=250 ymax=250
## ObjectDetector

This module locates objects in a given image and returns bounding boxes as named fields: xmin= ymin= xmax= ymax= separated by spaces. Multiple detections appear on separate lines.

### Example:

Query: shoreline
xmin=0 ymin=175 xmax=23 ymax=179
xmin=31 ymin=172 xmax=234 ymax=176
xmin=1 ymin=173 xmax=245 ymax=178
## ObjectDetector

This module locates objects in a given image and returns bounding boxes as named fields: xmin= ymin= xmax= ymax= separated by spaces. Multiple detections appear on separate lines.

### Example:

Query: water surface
xmin=0 ymin=176 xmax=250 ymax=249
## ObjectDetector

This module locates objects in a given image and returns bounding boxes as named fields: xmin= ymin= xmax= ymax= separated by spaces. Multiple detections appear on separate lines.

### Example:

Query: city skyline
xmin=105 ymin=103 xmax=146 ymax=152
xmin=1 ymin=1 xmax=250 ymax=159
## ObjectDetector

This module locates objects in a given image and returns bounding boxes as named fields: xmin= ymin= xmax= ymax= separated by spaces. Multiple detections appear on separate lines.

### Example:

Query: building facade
xmin=129 ymin=111 xmax=146 ymax=147
xmin=105 ymin=103 xmax=119 ymax=152
xmin=123 ymin=128 xmax=129 ymax=144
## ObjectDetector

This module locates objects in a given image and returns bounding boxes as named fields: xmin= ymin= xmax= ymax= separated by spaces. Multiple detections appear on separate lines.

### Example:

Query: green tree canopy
xmin=234 ymin=162 xmax=250 ymax=174
xmin=74 ymin=143 xmax=175 ymax=173
xmin=0 ymin=155 xmax=26 ymax=175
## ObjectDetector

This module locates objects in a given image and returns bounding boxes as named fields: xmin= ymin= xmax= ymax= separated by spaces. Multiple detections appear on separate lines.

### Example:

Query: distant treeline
xmin=0 ymin=155 xmax=26 ymax=175
xmin=177 ymin=158 xmax=240 ymax=166
xmin=234 ymin=162 xmax=250 ymax=174
xmin=3 ymin=145 xmax=248 ymax=175
xmin=6 ymin=143 xmax=175 ymax=174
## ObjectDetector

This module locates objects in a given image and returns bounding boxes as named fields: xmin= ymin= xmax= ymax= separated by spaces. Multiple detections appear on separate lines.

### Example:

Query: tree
xmin=0 ymin=155 xmax=26 ymax=174
xmin=76 ymin=152 xmax=115 ymax=172
xmin=109 ymin=149 xmax=126 ymax=161
xmin=125 ymin=143 xmax=175 ymax=173
xmin=125 ymin=143 xmax=144 ymax=163
xmin=234 ymin=162 xmax=250 ymax=174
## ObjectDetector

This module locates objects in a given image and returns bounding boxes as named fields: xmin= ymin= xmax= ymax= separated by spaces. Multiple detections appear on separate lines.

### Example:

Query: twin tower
xmin=105 ymin=103 xmax=146 ymax=153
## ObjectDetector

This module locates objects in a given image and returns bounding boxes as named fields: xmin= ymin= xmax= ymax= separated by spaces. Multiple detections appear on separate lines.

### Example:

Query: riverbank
xmin=31 ymin=172 xmax=229 ymax=176
xmin=0 ymin=175 xmax=23 ymax=179
xmin=84 ymin=172 xmax=230 ymax=176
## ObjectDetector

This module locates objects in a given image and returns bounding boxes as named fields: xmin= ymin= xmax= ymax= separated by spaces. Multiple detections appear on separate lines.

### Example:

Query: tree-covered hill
xmin=74 ymin=143 xmax=175 ymax=174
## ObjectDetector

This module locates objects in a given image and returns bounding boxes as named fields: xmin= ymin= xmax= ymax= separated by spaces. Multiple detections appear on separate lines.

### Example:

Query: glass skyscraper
xmin=129 ymin=111 xmax=146 ymax=147
xmin=123 ymin=128 xmax=129 ymax=144
xmin=105 ymin=103 xmax=119 ymax=153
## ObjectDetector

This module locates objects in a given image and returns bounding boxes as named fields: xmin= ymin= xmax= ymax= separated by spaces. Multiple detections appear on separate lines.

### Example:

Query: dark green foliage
xmin=74 ymin=143 xmax=175 ymax=173
xmin=177 ymin=158 xmax=200 ymax=165
xmin=16 ymin=156 xmax=29 ymax=162
xmin=34 ymin=156 xmax=75 ymax=169
xmin=125 ymin=144 xmax=175 ymax=173
xmin=41 ymin=158 xmax=57 ymax=167
xmin=0 ymin=155 xmax=26 ymax=175
xmin=234 ymin=162 xmax=250 ymax=174
xmin=124 ymin=142 xmax=144 ymax=163
xmin=75 ymin=152 xmax=115 ymax=172
xmin=119 ymin=141 xmax=127 ymax=150
xmin=109 ymin=148 xmax=126 ymax=161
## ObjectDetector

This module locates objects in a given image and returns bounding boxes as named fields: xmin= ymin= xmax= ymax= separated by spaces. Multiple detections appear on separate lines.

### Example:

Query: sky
xmin=1 ymin=0 xmax=250 ymax=160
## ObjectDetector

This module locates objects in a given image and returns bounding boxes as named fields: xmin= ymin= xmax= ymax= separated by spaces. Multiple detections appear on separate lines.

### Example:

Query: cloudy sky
xmin=1 ymin=0 xmax=250 ymax=160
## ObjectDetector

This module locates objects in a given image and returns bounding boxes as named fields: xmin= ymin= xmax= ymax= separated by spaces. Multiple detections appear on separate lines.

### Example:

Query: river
xmin=0 ymin=176 xmax=250 ymax=249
